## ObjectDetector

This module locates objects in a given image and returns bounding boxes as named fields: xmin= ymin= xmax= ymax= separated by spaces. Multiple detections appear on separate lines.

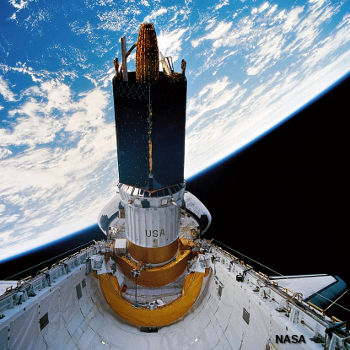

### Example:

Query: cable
xmin=3 ymin=240 xmax=97 ymax=281
xmin=211 ymin=238 xmax=350 ymax=315
xmin=311 ymin=290 xmax=350 ymax=313
xmin=324 ymin=290 xmax=349 ymax=312
xmin=212 ymin=239 xmax=283 ymax=276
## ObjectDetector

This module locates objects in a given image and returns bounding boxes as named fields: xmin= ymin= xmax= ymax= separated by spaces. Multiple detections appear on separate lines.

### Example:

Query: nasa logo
xmin=275 ymin=335 xmax=306 ymax=344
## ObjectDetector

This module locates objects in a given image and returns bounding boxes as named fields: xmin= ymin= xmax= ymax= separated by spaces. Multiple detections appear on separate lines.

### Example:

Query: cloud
xmin=282 ymin=6 xmax=303 ymax=32
xmin=0 ymin=62 xmax=76 ymax=84
xmin=246 ymin=32 xmax=285 ymax=76
xmin=0 ymin=77 xmax=117 ymax=260
xmin=140 ymin=0 xmax=150 ymax=6
xmin=0 ymin=148 xmax=12 ymax=159
xmin=184 ymin=0 xmax=349 ymax=177
xmin=8 ymin=0 xmax=39 ymax=22
xmin=96 ymin=8 xmax=139 ymax=33
xmin=0 ymin=80 xmax=71 ymax=147
xmin=185 ymin=76 xmax=248 ymax=176
xmin=157 ymin=27 xmax=188 ymax=62
xmin=0 ymin=75 xmax=16 ymax=101
xmin=187 ymin=76 xmax=242 ymax=128
xmin=302 ymin=12 xmax=350 ymax=68
xmin=144 ymin=8 xmax=168 ymax=23
xmin=9 ymin=0 xmax=29 ymax=10
xmin=258 ymin=2 xmax=270 ymax=13
xmin=191 ymin=21 xmax=233 ymax=48
xmin=185 ymin=53 xmax=349 ymax=180
xmin=215 ymin=0 xmax=229 ymax=11
xmin=189 ymin=1 xmax=341 ymax=77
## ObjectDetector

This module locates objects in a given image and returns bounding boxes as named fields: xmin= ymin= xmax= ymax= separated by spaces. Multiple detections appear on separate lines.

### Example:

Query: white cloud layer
xmin=0 ymin=75 xmax=117 ymax=260
xmin=0 ymin=75 xmax=16 ymax=101
xmin=158 ymin=27 xmax=188 ymax=63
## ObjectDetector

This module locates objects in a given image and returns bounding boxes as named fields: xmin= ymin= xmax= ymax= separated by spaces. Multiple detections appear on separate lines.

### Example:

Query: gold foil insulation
xmin=136 ymin=23 xmax=159 ymax=83
xmin=98 ymin=271 xmax=204 ymax=327
xmin=116 ymin=248 xmax=191 ymax=287
xmin=127 ymin=239 xmax=179 ymax=265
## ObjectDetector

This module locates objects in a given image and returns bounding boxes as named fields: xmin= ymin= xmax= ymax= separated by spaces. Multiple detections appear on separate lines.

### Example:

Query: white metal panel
xmin=0 ymin=325 xmax=8 ymax=349
xmin=126 ymin=204 xmax=179 ymax=248
xmin=183 ymin=191 xmax=212 ymax=234
xmin=0 ymin=282 xmax=17 ymax=296
xmin=271 ymin=275 xmax=336 ymax=299
xmin=97 ymin=193 xmax=122 ymax=234
xmin=115 ymin=239 xmax=127 ymax=249
xmin=39 ymin=288 xmax=68 ymax=350
xmin=120 ymin=185 xmax=184 ymax=248
xmin=9 ymin=303 xmax=41 ymax=350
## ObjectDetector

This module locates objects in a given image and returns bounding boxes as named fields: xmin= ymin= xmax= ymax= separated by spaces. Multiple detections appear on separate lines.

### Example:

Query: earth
xmin=0 ymin=0 xmax=349 ymax=261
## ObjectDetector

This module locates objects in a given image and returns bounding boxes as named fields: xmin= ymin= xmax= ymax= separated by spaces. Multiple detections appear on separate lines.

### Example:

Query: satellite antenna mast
xmin=121 ymin=35 xmax=128 ymax=81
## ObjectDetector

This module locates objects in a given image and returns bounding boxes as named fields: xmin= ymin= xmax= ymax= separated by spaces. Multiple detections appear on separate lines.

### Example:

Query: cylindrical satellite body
xmin=113 ymin=23 xmax=187 ymax=265
xmin=118 ymin=183 xmax=184 ymax=264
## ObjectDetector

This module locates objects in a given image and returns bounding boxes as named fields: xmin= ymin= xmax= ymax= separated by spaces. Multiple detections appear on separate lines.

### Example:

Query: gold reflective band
xmin=116 ymin=248 xmax=191 ymax=287
xmin=128 ymin=239 xmax=179 ymax=264
xmin=98 ymin=272 xmax=204 ymax=327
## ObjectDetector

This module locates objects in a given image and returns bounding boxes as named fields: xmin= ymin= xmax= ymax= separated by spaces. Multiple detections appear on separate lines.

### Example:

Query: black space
xmin=1 ymin=74 xmax=349 ymax=319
